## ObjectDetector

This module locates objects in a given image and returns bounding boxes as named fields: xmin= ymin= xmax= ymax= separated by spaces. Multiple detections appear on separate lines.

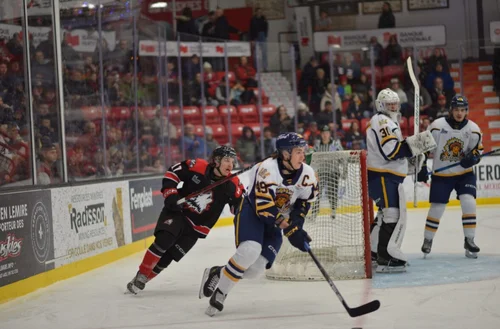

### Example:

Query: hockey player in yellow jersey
xmin=417 ymin=95 xmax=483 ymax=258
xmin=367 ymin=88 xmax=436 ymax=273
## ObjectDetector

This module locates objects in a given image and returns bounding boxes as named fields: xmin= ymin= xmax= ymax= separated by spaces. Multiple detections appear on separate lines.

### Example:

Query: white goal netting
xmin=266 ymin=151 xmax=372 ymax=281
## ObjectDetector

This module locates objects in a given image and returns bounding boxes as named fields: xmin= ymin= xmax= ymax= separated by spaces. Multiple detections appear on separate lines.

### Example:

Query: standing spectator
xmin=365 ymin=37 xmax=384 ymax=66
xmin=269 ymin=105 xmax=292 ymax=135
xmin=184 ymin=54 xmax=201 ymax=81
xmin=310 ymin=68 xmax=328 ymax=113
xmin=249 ymin=7 xmax=268 ymax=71
xmin=378 ymin=2 xmax=395 ymax=29
xmin=298 ymin=56 xmax=318 ymax=103
xmin=177 ymin=7 xmax=199 ymax=41
xmin=202 ymin=11 xmax=216 ymax=38
xmin=384 ymin=35 xmax=402 ymax=65
xmin=315 ymin=10 xmax=332 ymax=31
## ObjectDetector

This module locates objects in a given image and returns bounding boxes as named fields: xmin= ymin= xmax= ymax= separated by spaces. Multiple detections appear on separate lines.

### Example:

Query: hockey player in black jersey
xmin=126 ymin=146 xmax=244 ymax=294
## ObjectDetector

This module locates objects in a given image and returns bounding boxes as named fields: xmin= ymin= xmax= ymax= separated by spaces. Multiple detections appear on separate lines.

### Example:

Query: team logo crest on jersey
xmin=258 ymin=168 xmax=270 ymax=179
xmin=378 ymin=119 xmax=388 ymax=126
xmin=440 ymin=137 xmax=465 ymax=162
xmin=275 ymin=188 xmax=293 ymax=211
xmin=184 ymin=191 xmax=213 ymax=214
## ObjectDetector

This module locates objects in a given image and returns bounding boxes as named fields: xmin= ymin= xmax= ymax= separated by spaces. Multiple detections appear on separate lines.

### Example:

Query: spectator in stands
xmin=202 ymin=11 xmax=216 ymax=38
xmin=109 ymin=39 xmax=132 ymax=73
xmin=236 ymin=126 xmax=259 ymax=165
xmin=8 ymin=61 xmax=22 ymax=82
xmin=262 ymin=127 xmax=276 ymax=157
xmin=303 ymin=121 xmax=320 ymax=146
xmin=344 ymin=53 xmax=361 ymax=84
xmin=427 ymin=48 xmax=449 ymax=73
xmin=299 ymin=56 xmax=319 ymax=103
xmin=315 ymin=10 xmax=332 ymax=32
xmin=310 ymin=68 xmax=328 ymax=113
xmin=37 ymin=136 xmax=59 ymax=185
xmin=109 ymin=146 xmax=126 ymax=177
xmin=389 ymin=78 xmax=410 ymax=116
xmin=343 ymin=121 xmax=366 ymax=150
xmin=406 ymin=79 xmax=432 ymax=116
xmin=269 ymin=105 xmax=292 ymax=136
xmin=353 ymin=73 xmax=371 ymax=100
xmin=76 ymin=121 xmax=100 ymax=155
xmin=378 ymin=2 xmax=395 ymax=29
xmin=429 ymin=76 xmax=455 ymax=107
xmin=187 ymin=72 xmax=217 ymax=106
xmin=204 ymin=126 xmax=220 ymax=156
xmin=321 ymin=83 xmax=342 ymax=117
xmin=429 ymin=94 xmax=448 ymax=120
xmin=315 ymin=100 xmax=336 ymax=128
xmin=421 ymin=117 xmax=431 ymax=132
xmin=177 ymin=7 xmax=199 ymax=41
xmin=143 ymin=157 xmax=165 ymax=174
xmin=425 ymin=62 xmax=454 ymax=95
xmin=184 ymin=54 xmax=201 ymax=81
xmin=384 ymin=35 xmax=402 ymax=65
xmin=183 ymin=123 xmax=206 ymax=159
xmin=364 ymin=37 xmax=384 ymax=66
xmin=249 ymin=7 xmax=269 ymax=71
xmin=152 ymin=107 xmax=177 ymax=144
xmin=346 ymin=94 xmax=370 ymax=120
xmin=213 ymin=7 xmax=239 ymax=40
xmin=203 ymin=62 xmax=218 ymax=87
xmin=293 ymin=102 xmax=314 ymax=133
xmin=0 ymin=62 xmax=10 ymax=94
xmin=330 ymin=122 xmax=345 ymax=141
xmin=235 ymin=56 xmax=257 ymax=86
xmin=37 ymin=32 xmax=54 ymax=60
xmin=216 ymin=77 xmax=231 ymax=105
xmin=337 ymin=75 xmax=352 ymax=101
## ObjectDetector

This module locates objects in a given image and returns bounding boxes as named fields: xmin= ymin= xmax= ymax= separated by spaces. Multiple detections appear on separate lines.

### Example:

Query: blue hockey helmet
xmin=276 ymin=132 xmax=307 ymax=156
xmin=450 ymin=95 xmax=468 ymax=111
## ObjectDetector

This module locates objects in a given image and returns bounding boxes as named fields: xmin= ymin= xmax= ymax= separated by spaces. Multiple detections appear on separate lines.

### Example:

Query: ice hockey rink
xmin=1 ymin=205 xmax=499 ymax=329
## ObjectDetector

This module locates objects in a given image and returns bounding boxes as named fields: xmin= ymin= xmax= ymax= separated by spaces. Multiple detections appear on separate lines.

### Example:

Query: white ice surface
xmin=1 ymin=206 xmax=500 ymax=329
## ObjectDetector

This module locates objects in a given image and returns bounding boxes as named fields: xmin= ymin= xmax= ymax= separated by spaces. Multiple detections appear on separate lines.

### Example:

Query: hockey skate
xmin=126 ymin=271 xmax=148 ymax=295
xmin=205 ymin=288 xmax=227 ymax=317
xmin=376 ymin=257 xmax=407 ymax=273
xmin=371 ymin=251 xmax=378 ymax=268
xmin=421 ymin=238 xmax=433 ymax=258
xmin=199 ymin=266 xmax=222 ymax=299
xmin=464 ymin=237 xmax=480 ymax=259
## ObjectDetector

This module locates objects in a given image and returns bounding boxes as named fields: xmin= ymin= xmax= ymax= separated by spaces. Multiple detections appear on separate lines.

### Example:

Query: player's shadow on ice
xmin=372 ymin=253 xmax=500 ymax=289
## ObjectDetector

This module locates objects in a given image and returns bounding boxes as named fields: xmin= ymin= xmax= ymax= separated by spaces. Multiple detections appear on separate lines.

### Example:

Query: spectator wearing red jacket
xmin=235 ymin=56 xmax=256 ymax=85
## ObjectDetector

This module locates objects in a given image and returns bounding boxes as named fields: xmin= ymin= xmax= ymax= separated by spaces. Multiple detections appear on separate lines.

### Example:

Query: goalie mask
xmin=376 ymin=88 xmax=401 ymax=122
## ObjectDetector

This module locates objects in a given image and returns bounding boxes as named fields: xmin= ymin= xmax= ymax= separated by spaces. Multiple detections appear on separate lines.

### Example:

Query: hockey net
xmin=266 ymin=150 xmax=373 ymax=281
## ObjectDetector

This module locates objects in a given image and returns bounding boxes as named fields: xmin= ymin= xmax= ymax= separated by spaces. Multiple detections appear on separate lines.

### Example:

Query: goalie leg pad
xmin=378 ymin=184 xmax=407 ymax=262
xmin=370 ymin=209 xmax=383 ymax=255
xmin=406 ymin=131 xmax=437 ymax=156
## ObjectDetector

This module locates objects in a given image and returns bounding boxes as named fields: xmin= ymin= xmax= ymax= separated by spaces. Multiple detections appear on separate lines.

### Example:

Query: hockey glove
xmin=460 ymin=149 xmax=481 ymax=169
xmin=162 ymin=188 xmax=182 ymax=213
xmin=284 ymin=225 xmax=311 ymax=252
xmin=417 ymin=164 xmax=429 ymax=183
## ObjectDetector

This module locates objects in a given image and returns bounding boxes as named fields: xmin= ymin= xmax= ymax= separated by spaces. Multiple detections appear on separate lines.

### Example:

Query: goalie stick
xmin=429 ymin=149 xmax=500 ymax=175
xmin=176 ymin=155 xmax=273 ymax=206
xmin=406 ymin=56 xmax=420 ymax=207
xmin=304 ymin=242 xmax=381 ymax=317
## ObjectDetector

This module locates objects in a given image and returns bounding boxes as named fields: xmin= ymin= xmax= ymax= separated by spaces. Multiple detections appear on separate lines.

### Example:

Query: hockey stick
xmin=406 ymin=56 xmax=420 ymax=207
xmin=304 ymin=242 xmax=381 ymax=317
xmin=429 ymin=149 xmax=500 ymax=175
xmin=176 ymin=155 xmax=273 ymax=205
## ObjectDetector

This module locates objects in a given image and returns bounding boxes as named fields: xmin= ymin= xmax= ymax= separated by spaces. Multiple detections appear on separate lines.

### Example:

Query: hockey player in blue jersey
xmin=199 ymin=133 xmax=318 ymax=316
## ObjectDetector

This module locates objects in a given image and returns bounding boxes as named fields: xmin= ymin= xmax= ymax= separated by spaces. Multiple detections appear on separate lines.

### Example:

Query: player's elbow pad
xmin=388 ymin=140 xmax=413 ymax=160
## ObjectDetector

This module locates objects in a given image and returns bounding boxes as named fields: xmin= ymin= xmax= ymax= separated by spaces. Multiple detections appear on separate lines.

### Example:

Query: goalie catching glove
xmin=405 ymin=131 xmax=437 ymax=156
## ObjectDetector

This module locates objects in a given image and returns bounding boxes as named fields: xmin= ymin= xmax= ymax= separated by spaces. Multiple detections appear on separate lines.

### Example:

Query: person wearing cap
xmin=38 ymin=136 xmax=59 ymax=185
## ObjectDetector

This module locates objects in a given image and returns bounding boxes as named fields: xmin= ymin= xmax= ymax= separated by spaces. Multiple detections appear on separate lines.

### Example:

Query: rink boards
xmin=1 ymin=157 xmax=499 ymax=303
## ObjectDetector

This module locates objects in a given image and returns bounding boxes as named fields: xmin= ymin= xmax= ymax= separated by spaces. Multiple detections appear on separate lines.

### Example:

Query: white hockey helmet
xmin=376 ymin=88 xmax=400 ymax=121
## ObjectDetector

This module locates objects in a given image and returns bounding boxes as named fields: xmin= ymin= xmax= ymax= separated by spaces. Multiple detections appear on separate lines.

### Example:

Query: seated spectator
xmin=187 ymin=73 xmax=218 ymax=107
xmin=184 ymin=54 xmax=201 ymax=81
xmin=364 ymin=37 xmax=383 ymax=66
xmin=143 ymin=157 xmax=165 ymax=174
xmin=344 ymin=53 xmax=361 ymax=84
xmin=421 ymin=117 xmax=431 ymax=132
xmin=205 ymin=126 xmax=220 ymax=156
xmin=337 ymin=75 xmax=352 ymax=100
xmin=384 ymin=35 xmax=402 ymax=65
xmin=269 ymin=105 xmax=292 ymax=135
xmin=429 ymin=94 xmax=448 ymax=120
xmin=389 ymin=78 xmax=410 ymax=117
xmin=346 ymin=93 xmax=370 ymax=120
xmin=425 ymin=62 xmax=454 ymax=93
xmin=314 ymin=124 xmax=343 ymax=152
xmin=203 ymin=62 xmax=219 ymax=87
xmin=0 ymin=62 xmax=11 ymax=94
xmin=406 ymin=79 xmax=432 ymax=116
xmin=235 ymin=126 xmax=259 ymax=165
xmin=315 ymin=100 xmax=336 ymax=128
xmin=235 ymin=56 xmax=256 ymax=86
xmin=216 ymin=78 xmax=231 ymax=105
xmin=293 ymin=102 xmax=314 ymax=133
xmin=303 ymin=121 xmax=320 ymax=146
xmin=353 ymin=74 xmax=370 ymax=99
xmin=343 ymin=121 xmax=366 ymax=150
xmin=37 ymin=137 xmax=59 ymax=185
xmin=321 ymin=83 xmax=342 ymax=114
xmin=427 ymin=48 xmax=449 ymax=73
xmin=330 ymin=122 xmax=345 ymax=141
xmin=262 ymin=127 xmax=276 ymax=157
xmin=183 ymin=123 xmax=206 ymax=159
xmin=429 ymin=76 xmax=455 ymax=107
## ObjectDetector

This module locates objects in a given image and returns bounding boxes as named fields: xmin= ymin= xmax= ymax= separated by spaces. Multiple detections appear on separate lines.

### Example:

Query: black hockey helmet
xmin=210 ymin=146 xmax=237 ymax=165
xmin=450 ymin=95 xmax=468 ymax=111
